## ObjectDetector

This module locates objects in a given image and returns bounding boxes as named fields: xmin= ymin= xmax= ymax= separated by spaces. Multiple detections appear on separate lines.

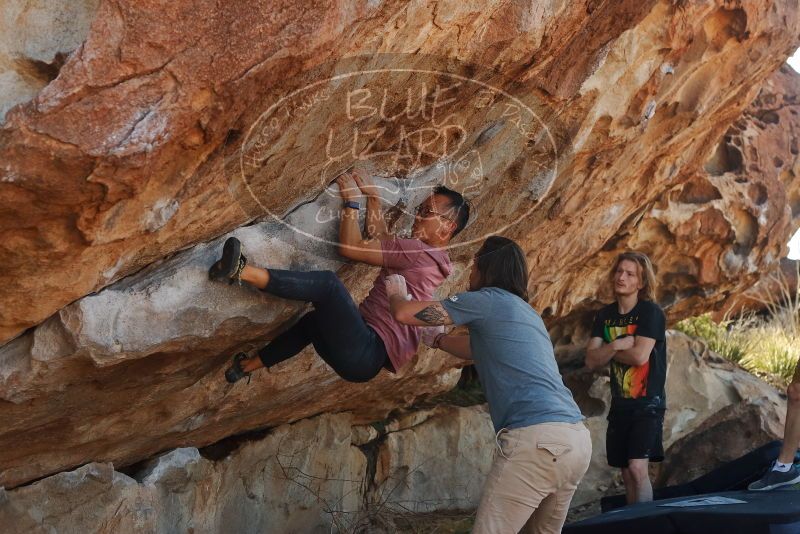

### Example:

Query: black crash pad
xmin=600 ymin=440 xmax=789 ymax=512
xmin=564 ymin=490 xmax=800 ymax=534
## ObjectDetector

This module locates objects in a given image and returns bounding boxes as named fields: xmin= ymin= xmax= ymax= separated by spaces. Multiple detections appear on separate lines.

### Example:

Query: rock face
xmin=0 ymin=407 xmax=490 ymax=533
xmin=0 ymin=1 xmax=100 ymax=122
xmin=372 ymin=405 xmax=494 ymax=514
xmin=657 ymin=398 xmax=785 ymax=488
xmin=2 ymin=0 xmax=799 ymax=342
xmin=648 ymin=64 xmax=800 ymax=320
xmin=0 ymin=334 xmax=786 ymax=532
xmin=552 ymin=63 xmax=800 ymax=364
xmin=0 ymin=413 xmax=368 ymax=533
xmin=0 ymin=0 xmax=799 ymax=493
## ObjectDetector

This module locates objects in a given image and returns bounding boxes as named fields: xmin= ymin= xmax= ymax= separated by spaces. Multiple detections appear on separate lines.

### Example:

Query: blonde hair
xmin=609 ymin=251 xmax=657 ymax=301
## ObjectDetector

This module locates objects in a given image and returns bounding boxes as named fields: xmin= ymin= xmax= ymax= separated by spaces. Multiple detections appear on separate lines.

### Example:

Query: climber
xmin=209 ymin=170 xmax=469 ymax=384
xmin=748 ymin=363 xmax=800 ymax=490
xmin=585 ymin=251 xmax=667 ymax=505
xmin=386 ymin=236 xmax=591 ymax=534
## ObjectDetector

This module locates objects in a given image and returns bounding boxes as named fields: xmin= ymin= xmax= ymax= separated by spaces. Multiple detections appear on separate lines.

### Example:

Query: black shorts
xmin=606 ymin=410 xmax=665 ymax=468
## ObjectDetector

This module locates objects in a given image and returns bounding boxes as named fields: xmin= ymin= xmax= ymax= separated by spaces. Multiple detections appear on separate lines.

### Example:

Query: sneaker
xmin=225 ymin=352 xmax=252 ymax=384
xmin=748 ymin=464 xmax=800 ymax=491
xmin=209 ymin=237 xmax=247 ymax=284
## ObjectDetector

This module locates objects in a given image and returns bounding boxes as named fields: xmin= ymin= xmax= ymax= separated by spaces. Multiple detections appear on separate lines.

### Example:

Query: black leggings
xmin=257 ymin=269 xmax=388 ymax=382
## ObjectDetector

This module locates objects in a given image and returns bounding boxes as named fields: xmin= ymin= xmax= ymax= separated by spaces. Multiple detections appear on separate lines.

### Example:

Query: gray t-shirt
xmin=441 ymin=287 xmax=583 ymax=432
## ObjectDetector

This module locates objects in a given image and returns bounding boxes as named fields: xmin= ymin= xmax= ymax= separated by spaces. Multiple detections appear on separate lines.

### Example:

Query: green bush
xmin=738 ymin=316 xmax=799 ymax=384
xmin=674 ymin=314 xmax=749 ymax=363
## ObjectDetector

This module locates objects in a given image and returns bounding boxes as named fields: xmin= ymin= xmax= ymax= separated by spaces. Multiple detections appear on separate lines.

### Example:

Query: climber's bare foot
xmin=241 ymin=355 xmax=264 ymax=373
xmin=224 ymin=353 xmax=263 ymax=383
xmin=240 ymin=265 xmax=270 ymax=289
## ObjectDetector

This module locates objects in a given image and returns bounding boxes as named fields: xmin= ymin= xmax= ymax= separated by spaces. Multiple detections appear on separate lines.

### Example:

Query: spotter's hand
xmin=420 ymin=325 xmax=446 ymax=347
xmin=385 ymin=274 xmax=410 ymax=301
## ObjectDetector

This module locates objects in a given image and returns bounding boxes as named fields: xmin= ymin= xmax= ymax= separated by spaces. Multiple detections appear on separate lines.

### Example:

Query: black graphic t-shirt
xmin=590 ymin=300 xmax=667 ymax=412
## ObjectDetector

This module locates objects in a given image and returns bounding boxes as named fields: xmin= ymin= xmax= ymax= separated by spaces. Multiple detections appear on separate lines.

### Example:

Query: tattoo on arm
xmin=414 ymin=303 xmax=448 ymax=325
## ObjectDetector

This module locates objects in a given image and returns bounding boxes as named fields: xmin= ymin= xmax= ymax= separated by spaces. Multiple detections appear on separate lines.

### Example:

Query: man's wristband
xmin=344 ymin=201 xmax=360 ymax=210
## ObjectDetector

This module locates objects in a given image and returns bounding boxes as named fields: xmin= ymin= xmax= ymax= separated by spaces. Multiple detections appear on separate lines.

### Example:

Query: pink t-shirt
xmin=359 ymin=238 xmax=452 ymax=372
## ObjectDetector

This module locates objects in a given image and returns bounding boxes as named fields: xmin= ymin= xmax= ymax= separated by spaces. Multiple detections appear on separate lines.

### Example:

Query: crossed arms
xmin=585 ymin=334 xmax=655 ymax=370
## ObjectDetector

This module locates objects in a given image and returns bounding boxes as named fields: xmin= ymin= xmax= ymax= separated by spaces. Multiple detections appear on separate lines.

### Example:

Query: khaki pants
xmin=473 ymin=421 xmax=592 ymax=534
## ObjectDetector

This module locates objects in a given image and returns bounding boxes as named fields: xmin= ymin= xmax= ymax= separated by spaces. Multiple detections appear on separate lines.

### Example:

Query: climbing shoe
xmin=209 ymin=237 xmax=247 ymax=285
xmin=225 ymin=352 xmax=251 ymax=384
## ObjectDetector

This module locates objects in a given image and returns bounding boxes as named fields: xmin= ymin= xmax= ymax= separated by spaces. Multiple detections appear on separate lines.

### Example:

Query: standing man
xmin=585 ymin=251 xmax=667 ymax=505
xmin=388 ymin=236 xmax=591 ymax=533
xmin=748 ymin=364 xmax=800 ymax=490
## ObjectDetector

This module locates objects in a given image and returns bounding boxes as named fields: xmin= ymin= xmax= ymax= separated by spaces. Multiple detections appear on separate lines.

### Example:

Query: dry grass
xmin=676 ymin=261 xmax=799 ymax=387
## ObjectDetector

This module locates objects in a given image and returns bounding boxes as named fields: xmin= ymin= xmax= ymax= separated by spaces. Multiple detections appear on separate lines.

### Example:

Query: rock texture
xmin=552 ymin=63 xmax=800 ymax=363
xmin=0 ymin=407 xmax=490 ymax=533
xmin=0 ymin=0 xmax=799 ymax=492
xmin=656 ymin=398 xmax=785 ymax=487
xmin=0 ymin=413 xmax=368 ymax=533
xmin=2 ymin=0 xmax=799 ymax=342
xmin=653 ymin=64 xmax=800 ymax=320
xmin=0 ymin=1 xmax=100 ymax=122
xmin=371 ymin=405 xmax=494 ymax=514
xmin=0 ymin=334 xmax=786 ymax=532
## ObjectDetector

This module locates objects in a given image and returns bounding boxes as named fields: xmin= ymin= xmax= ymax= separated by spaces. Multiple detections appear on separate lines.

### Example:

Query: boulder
xmin=0 ymin=413 xmax=368 ymax=533
xmin=370 ymin=404 xmax=494 ymax=513
xmin=0 ymin=0 xmax=798 ymax=493
xmin=657 ymin=398 xmax=785 ymax=487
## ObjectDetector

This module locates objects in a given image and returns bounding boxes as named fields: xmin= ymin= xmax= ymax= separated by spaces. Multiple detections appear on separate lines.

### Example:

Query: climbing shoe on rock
xmin=225 ymin=352 xmax=251 ymax=384
xmin=209 ymin=237 xmax=247 ymax=285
